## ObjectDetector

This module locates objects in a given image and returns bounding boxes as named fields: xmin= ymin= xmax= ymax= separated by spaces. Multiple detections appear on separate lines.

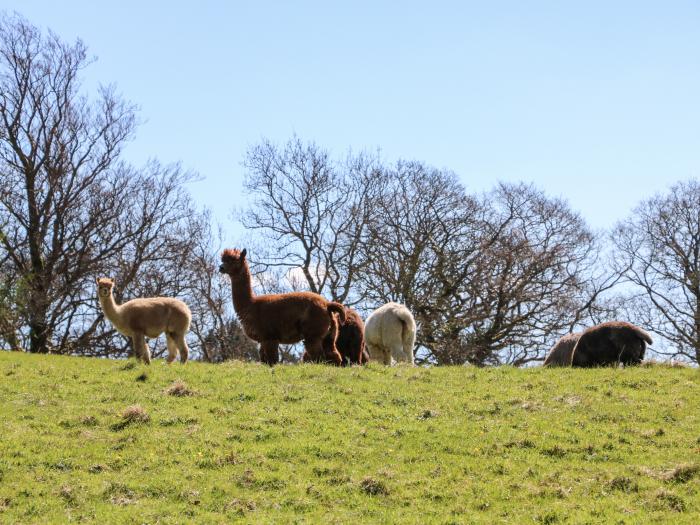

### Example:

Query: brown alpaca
xmin=96 ymin=278 xmax=191 ymax=364
xmin=320 ymin=307 xmax=368 ymax=366
xmin=218 ymin=248 xmax=346 ymax=366
xmin=571 ymin=321 xmax=652 ymax=367
xmin=543 ymin=333 xmax=581 ymax=367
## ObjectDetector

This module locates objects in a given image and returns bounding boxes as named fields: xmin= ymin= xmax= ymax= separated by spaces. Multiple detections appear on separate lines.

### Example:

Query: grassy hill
xmin=0 ymin=352 xmax=698 ymax=524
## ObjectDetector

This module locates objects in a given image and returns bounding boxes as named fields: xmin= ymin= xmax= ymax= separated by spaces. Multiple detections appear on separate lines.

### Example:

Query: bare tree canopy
xmin=613 ymin=179 xmax=700 ymax=364
xmin=240 ymin=137 xmax=616 ymax=365
xmin=0 ymin=13 xmax=229 ymax=358
xmin=241 ymin=136 xmax=382 ymax=304
xmin=362 ymin=174 xmax=612 ymax=366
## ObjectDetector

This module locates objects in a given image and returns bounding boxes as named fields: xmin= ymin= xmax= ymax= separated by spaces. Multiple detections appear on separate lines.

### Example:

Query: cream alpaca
xmin=96 ymin=278 xmax=191 ymax=364
xmin=364 ymin=302 xmax=416 ymax=365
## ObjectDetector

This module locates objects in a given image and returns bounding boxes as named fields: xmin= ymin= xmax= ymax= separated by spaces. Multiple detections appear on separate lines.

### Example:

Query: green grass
xmin=0 ymin=352 xmax=698 ymax=524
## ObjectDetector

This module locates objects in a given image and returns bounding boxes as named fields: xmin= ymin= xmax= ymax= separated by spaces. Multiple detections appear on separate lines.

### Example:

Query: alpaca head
xmin=96 ymin=277 xmax=114 ymax=299
xmin=219 ymin=248 xmax=247 ymax=276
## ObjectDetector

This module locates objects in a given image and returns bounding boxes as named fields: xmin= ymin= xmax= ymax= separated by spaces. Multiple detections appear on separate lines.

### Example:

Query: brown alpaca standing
xmin=219 ymin=248 xmax=346 ymax=366
xmin=320 ymin=307 xmax=368 ymax=366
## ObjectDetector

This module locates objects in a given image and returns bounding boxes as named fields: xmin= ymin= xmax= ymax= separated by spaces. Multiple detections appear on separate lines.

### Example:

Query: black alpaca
xmin=571 ymin=321 xmax=652 ymax=367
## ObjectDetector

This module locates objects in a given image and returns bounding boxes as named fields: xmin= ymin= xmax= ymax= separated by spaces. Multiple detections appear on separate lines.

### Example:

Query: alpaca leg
xmin=382 ymin=347 xmax=393 ymax=365
xmin=391 ymin=342 xmax=408 ymax=364
xmin=165 ymin=333 xmax=178 ymax=364
xmin=260 ymin=341 xmax=279 ymax=366
xmin=174 ymin=332 xmax=189 ymax=364
xmin=304 ymin=338 xmax=325 ymax=363
xmin=401 ymin=342 xmax=415 ymax=365
xmin=132 ymin=332 xmax=150 ymax=365
xmin=365 ymin=342 xmax=387 ymax=365
xmin=359 ymin=344 xmax=370 ymax=364
xmin=370 ymin=343 xmax=391 ymax=366
xmin=321 ymin=320 xmax=342 ymax=366
xmin=323 ymin=344 xmax=343 ymax=366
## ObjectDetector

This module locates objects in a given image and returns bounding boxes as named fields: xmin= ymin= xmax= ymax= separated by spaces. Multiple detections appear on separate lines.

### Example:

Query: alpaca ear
xmin=241 ymin=248 xmax=247 ymax=259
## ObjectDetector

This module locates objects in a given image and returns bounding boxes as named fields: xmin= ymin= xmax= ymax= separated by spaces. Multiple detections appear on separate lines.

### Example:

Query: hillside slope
xmin=0 ymin=352 xmax=698 ymax=524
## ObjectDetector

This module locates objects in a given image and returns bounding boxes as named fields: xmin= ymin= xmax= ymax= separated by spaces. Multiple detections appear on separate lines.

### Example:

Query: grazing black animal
xmin=571 ymin=321 xmax=652 ymax=367
xmin=322 ymin=307 xmax=368 ymax=366
xmin=543 ymin=332 xmax=581 ymax=367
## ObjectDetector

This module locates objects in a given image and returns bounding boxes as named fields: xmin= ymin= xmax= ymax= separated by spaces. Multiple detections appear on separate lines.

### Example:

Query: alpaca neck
xmin=99 ymin=292 xmax=122 ymax=325
xmin=230 ymin=264 xmax=254 ymax=313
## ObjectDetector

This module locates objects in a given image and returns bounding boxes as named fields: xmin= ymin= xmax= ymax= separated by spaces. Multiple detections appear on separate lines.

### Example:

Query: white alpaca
xmin=96 ymin=278 xmax=191 ymax=364
xmin=364 ymin=302 xmax=416 ymax=365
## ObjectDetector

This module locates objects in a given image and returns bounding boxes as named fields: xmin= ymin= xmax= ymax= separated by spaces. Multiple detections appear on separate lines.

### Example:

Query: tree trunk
xmin=28 ymin=312 xmax=50 ymax=353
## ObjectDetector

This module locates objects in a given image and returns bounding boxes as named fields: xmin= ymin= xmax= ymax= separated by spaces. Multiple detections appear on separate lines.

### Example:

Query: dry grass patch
xmin=641 ymin=360 xmax=690 ymax=368
xmin=80 ymin=415 xmax=98 ymax=426
xmin=164 ymin=379 xmax=195 ymax=397
xmin=225 ymin=498 xmax=257 ymax=515
xmin=607 ymin=476 xmax=638 ymax=493
xmin=359 ymin=476 xmax=389 ymax=496
xmin=651 ymin=489 xmax=686 ymax=512
xmin=661 ymin=464 xmax=699 ymax=483
xmin=112 ymin=405 xmax=149 ymax=430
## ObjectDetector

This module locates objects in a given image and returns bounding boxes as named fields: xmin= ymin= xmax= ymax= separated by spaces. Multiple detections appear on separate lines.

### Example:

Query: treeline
xmin=1 ymin=14 xmax=699 ymax=365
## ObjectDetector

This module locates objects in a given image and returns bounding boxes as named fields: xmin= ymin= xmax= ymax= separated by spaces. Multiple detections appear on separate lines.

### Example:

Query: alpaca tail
xmin=327 ymin=302 xmax=346 ymax=325
xmin=394 ymin=307 xmax=416 ymax=362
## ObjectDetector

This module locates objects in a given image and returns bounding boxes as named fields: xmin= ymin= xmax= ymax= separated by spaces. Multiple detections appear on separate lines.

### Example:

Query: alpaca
xmin=321 ymin=307 xmax=368 ymax=366
xmin=543 ymin=332 xmax=581 ymax=367
xmin=305 ymin=310 xmax=342 ymax=365
xmin=571 ymin=321 xmax=652 ymax=367
xmin=364 ymin=302 xmax=416 ymax=365
xmin=218 ymin=248 xmax=346 ymax=366
xmin=96 ymin=278 xmax=191 ymax=364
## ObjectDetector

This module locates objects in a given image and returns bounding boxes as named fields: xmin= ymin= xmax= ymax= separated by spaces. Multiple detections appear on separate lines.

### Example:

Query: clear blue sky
xmin=6 ymin=1 xmax=700 ymax=240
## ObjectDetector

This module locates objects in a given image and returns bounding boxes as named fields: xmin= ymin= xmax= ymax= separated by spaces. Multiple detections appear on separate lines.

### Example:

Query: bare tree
xmin=0 ymin=14 xmax=207 ymax=356
xmin=462 ymin=183 xmax=614 ymax=366
xmin=359 ymin=171 xmax=611 ymax=366
xmin=0 ymin=266 xmax=22 ymax=350
xmin=182 ymin=217 xmax=260 ymax=363
xmin=239 ymin=137 xmax=614 ymax=366
xmin=356 ymin=161 xmax=484 ymax=363
xmin=613 ymin=180 xmax=700 ymax=363
xmin=241 ymin=136 xmax=381 ymax=304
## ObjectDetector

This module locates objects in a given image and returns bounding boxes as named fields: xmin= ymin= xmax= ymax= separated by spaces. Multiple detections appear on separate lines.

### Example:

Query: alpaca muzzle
xmin=219 ymin=264 xmax=226 ymax=273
